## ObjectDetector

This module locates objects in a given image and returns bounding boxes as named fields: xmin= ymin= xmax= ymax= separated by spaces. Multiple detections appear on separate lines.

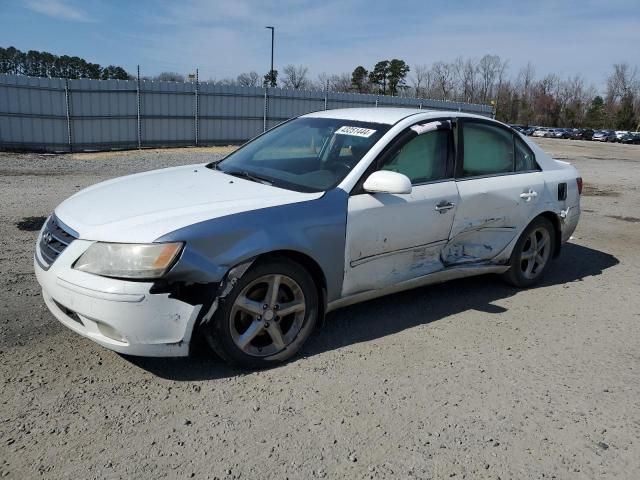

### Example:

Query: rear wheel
xmin=205 ymin=258 xmax=318 ymax=368
xmin=502 ymin=217 xmax=555 ymax=288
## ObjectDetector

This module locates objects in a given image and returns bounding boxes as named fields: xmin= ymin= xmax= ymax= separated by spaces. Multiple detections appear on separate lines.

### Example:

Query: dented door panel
xmin=445 ymin=172 xmax=546 ymax=265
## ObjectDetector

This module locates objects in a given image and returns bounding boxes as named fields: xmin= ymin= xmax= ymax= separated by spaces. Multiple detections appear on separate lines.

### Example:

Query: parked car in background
xmin=34 ymin=108 xmax=582 ymax=367
xmin=593 ymin=130 xmax=617 ymax=142
xmin=614 ymin=131 xmax=630 ymax=142
xmin=551 ymin=128 xmax=571 ymax=139
xmin=522 ymin=127 xmax=537 ymax=136
xmin=569 ymin=128 xmax=594 ymax=140
xmin=532 ymin=128 xmax=551 ymax=137
xmin=618 ymin=132 xmax=639 ymax=144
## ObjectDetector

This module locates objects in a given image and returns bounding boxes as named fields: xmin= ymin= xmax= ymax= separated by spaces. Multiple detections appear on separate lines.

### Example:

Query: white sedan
xmin=35 ymin=108 xmax=581 ymax=367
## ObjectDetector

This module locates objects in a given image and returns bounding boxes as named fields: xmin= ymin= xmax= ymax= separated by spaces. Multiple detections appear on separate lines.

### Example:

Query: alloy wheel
xmin=519 ymin=227 xmax=551 ymax=280
xmin=229 ymin=274 xmax=306 ymax=357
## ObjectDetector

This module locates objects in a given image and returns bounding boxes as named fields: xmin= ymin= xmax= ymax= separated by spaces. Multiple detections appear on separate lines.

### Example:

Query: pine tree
xmin=351 ymin=66 xmax=368 ymax=93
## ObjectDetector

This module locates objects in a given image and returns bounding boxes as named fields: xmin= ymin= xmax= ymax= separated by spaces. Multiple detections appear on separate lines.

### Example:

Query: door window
xmin=380 ymin=130 xmax=449 ymax=184
xmin=515 ymin=136 xmax=537 ymax=171
xmin=461 ymin=122 xmax=539 ymax=177
xmin=461 ymin=122 xmax=514 ymax=177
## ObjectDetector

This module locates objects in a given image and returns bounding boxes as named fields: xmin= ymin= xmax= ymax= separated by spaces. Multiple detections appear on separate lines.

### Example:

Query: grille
xmin=39 ymin=215 xmax=77 ymax=266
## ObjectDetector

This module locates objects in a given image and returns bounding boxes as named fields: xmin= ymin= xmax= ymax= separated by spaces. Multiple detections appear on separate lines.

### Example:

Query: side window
xmin=462 ymin=122 xmax=514 ymax=177
xmin=515 ymin=136 xmax=537 ymax=171
xmin=380 ymin=130 xmax=449 ymax=184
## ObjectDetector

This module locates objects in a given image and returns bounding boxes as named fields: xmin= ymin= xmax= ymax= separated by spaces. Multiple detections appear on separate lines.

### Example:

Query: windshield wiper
xmin=222 ymin=169 xmax=273 ymax=186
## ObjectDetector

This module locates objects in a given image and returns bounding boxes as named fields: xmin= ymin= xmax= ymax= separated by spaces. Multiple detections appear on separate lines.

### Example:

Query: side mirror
xmin=363 ymin=170 xmax=412 ymax=195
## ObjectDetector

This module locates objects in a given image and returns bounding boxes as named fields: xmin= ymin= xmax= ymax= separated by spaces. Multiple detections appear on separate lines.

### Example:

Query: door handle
xmin=519 ymin=190 xmax=538 ymax=202
xmin=435 ymin=201 xmax=456 ymax=213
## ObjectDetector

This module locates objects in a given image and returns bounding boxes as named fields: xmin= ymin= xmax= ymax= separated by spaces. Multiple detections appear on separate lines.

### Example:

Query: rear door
xmin=343 ymin=120 xmax=459 ymax=295
xmin=444 ymin=119 xmax=545 ymax=265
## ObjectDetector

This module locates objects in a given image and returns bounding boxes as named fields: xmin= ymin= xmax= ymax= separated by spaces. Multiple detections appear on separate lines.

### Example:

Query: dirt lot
xmin=1 ymin=139 xmax=639 ymax=479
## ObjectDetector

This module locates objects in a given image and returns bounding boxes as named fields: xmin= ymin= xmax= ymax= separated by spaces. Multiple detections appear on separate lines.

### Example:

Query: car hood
xmin=55 ymin=164 xmax=323 ymax=243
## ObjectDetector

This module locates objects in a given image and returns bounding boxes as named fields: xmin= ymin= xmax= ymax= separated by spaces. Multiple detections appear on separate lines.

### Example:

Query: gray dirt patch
xmin=582 ymin=184 xmax=621 ymax=197
xmin=606 ymin=215 xmax=640 ymax=223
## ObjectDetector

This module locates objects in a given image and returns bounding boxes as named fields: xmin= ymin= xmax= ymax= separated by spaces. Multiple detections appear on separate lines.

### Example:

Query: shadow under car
xmin=126 ymin=242 xmax=618 ymax=381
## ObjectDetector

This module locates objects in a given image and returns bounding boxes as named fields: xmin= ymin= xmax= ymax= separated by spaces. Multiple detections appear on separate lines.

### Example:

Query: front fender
xmin=156 ymin=188 xmax=349 ymax=302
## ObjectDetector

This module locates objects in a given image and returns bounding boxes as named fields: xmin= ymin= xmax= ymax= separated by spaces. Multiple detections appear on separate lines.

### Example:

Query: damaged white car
xmin=35 ymin=108 xmax=581 ymax=367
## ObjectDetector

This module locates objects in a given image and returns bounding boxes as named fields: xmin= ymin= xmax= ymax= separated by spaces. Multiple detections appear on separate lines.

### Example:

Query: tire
xmin=501 ymin=217 xmax=556 ymax=288
xmin=205 ymin=257 xmax=319 ymax=368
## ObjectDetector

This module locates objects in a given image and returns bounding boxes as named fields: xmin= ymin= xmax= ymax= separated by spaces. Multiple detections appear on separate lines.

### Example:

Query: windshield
xmin=209 ymin=117 xmax=390 ymax=192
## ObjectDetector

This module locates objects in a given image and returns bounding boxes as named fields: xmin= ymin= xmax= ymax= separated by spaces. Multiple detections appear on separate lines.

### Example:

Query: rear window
xmin=461 ymin=122 xmax=538 ymax=177
xmin=461 ymin=122 xmax=514 ymax=176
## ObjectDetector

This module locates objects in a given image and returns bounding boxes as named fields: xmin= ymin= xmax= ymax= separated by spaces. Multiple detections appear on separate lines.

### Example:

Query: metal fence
xmin=0 ymin=73 xmax=493 ymax=152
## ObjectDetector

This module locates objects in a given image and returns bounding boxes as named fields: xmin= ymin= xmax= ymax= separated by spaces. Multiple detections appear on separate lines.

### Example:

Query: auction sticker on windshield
xmin=335 ymin=126 xmax=377 ymax=138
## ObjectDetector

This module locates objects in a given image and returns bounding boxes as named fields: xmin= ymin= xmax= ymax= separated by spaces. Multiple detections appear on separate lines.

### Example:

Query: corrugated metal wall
xmin=0 ymin=74 xmax=493 ymax=152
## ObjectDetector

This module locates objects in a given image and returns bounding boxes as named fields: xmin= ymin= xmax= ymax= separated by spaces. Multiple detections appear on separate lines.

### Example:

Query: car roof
xmin=302 ymin=107 xmax=493 ymax=125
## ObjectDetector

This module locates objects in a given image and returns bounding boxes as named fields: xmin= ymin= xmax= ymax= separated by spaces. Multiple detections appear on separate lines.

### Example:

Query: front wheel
xmin=502 ymin=217 xmax=556 ymax=288
xmin=205 ymin=258 xmax=319 ymax=368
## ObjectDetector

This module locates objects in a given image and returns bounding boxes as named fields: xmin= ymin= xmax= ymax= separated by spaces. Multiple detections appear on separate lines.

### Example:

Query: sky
xmin=1 ymin=0 xmax=639 ymax=92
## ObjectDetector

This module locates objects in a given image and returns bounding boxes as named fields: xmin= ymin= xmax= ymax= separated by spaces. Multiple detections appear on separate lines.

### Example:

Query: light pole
xmin=265 ymin=26 xmax=274 ymax=87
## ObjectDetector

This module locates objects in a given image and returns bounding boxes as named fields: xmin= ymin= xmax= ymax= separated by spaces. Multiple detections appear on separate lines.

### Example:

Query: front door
xmin=343 ymin=122 xmax=459 ymax=296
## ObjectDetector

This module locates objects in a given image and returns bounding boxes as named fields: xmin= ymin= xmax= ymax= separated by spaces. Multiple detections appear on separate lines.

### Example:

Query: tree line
xmin=198 ymin=56 xmax=640 ymax=130
xmin=1 ymin=45 xmax=638 ymax=130
xmin=0 ymin=46 xmax=130 ymax=80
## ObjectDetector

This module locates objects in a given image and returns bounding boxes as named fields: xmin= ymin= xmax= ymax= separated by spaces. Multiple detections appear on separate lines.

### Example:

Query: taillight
xmin=576 ymin=177 xmax=583 ymax=195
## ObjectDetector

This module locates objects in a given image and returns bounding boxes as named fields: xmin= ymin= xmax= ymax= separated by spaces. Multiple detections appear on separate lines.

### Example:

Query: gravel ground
xmin=1 ymin=139 xmax=639 ymax=479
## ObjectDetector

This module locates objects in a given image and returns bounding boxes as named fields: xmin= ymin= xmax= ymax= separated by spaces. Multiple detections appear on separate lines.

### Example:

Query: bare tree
xmin=212 ymin=78 xmax=236 ymax=86
xmin=607 ymin=63 xmax=639 ymax=100
xmin=517 ymin=62 xmax=536 ymax=100
xmin=532 ymin=74 xmax=562 ymax=125
xmin=329 ymin=73 xmax=352 ymax=93
xmin=281 ymin=64 xmax=310 ymax=90
xmin=478 ymin=54 xmax=507 ymax=102
xmin=558 ymin=75 xmax=590 ymax=125
xmin=314 ymin=73 xmax=352 ymax=92
xmin=316 ymin=72 xmax=330 ymax=90
xmin=431 ymin=61 xmax=454 ymax=100
xmin=539 ymin=73 xmax=560 ymax=96
xmin=411 ymin=64 xmax=431 ymax=98
xmin=155 ymin=72 xmax=185 ymax=82
xmin=453 ymin=57 xmax=478 ymax=102
xmin=236 ymin=71 xmax=260 ymax=87
xmin=496 ymin=58 xmax=509 ymax=95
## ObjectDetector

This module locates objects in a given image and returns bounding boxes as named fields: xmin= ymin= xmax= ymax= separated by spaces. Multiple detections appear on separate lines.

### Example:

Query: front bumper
xmin=34 ymin=237 xmax=201 ymax=357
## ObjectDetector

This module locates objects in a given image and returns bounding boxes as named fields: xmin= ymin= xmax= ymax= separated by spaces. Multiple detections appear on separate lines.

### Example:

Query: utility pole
xmin=265 ymin=26 xmax=275 ymax=87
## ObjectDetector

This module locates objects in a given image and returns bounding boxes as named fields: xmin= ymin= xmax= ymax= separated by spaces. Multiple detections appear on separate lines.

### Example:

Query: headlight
xmin=73 ymin=242 xmax=184 ymax=279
